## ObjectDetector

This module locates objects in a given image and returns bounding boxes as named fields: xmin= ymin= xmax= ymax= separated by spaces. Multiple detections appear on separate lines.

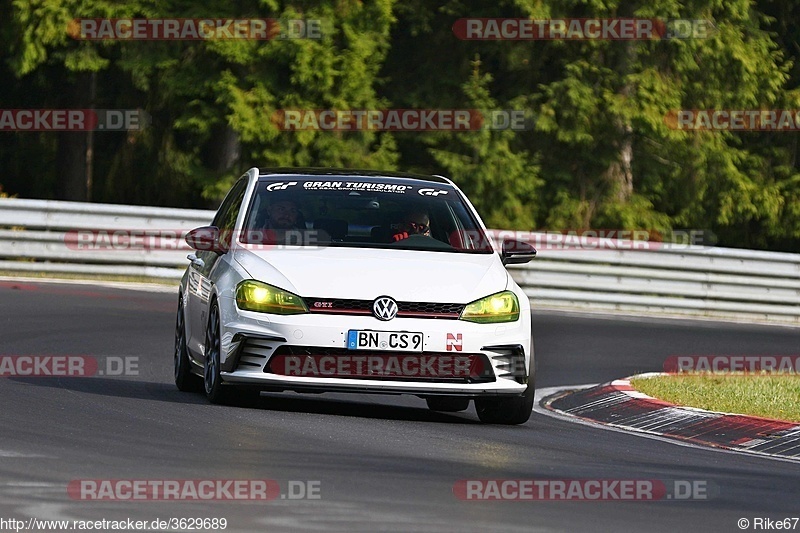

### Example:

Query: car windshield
xmin=241 ymin=177 xmax=494 ymax=253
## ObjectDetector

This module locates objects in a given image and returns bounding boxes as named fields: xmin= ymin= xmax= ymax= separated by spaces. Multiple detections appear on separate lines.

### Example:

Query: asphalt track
xmin=0 ymin=279 xmax=799 ymax=532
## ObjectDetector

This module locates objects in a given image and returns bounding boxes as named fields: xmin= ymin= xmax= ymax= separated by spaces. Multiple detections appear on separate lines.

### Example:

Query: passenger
xmin=392 ymin=211 xmax=431 ymax=242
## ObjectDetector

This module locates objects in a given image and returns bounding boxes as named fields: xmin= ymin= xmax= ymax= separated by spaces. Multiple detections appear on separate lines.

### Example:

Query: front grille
xmin=303 ymin=298 xmax=464 ymax=319
xmin=265 ymin=345 xmax=495 ymax=383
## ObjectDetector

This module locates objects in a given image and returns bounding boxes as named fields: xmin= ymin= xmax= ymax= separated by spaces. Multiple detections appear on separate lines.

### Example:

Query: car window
xmin=241 ymin=178 xmax=493 ymax=253
xmin=212 ymin=177 xmax=248 ymax=248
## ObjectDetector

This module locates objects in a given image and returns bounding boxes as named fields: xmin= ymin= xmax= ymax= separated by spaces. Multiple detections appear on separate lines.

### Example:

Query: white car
xmin=174 ymin=168 xmax=537 ymax=424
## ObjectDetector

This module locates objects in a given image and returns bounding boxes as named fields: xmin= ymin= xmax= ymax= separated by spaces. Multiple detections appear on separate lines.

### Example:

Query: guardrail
xmin=1 ymin=198 xmax=798 ymax=324
xmin=0 ymin=198 xmax=211 ymax=279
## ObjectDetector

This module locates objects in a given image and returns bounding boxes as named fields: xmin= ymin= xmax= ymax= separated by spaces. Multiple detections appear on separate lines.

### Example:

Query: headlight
xmin=460 ymin=291 xmax=520 ymax=323
xmin=235 ymin=280 xmax=308 ymax=314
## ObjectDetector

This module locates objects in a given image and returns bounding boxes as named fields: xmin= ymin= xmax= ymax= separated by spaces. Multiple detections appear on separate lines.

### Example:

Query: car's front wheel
xmin=174 ymin=294 xmax=202 ymax=392
xmin=203 ymin=301 xmax=260 ymax=406
xmin=474 ymin=380 xmax=535 ymax=425
xmin=203 ymin=301 xmax=233 ymax=404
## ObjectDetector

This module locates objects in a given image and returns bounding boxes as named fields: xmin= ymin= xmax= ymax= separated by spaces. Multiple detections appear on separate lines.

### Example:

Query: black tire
xmin=174 ymin=294 xmax=202 ymax=392
xmin=425 ymin=396 xmax=471 ymax=412
xmin=203 ymin=301 xmax=234 ymax=404
xmin=203 ymin=301 xmax=260 ymax=406
xmin=475 ymin=380 xmax=535 ymax=425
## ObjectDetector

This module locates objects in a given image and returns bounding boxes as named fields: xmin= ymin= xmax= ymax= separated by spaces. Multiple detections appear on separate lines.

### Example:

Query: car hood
xmin=233 ymin=246 xmax=507 ymax=302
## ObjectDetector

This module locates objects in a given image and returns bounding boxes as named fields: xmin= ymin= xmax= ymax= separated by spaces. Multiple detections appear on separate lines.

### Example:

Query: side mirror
xmin=185 ymin=226 xmax=224 ymax=253
xmin=501 ymin=238 xmax=536 ymax=265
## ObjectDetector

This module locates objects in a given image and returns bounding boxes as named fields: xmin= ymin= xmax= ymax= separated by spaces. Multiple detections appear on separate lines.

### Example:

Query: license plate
xmin=347 ymin=330 xmax=424 ymax=352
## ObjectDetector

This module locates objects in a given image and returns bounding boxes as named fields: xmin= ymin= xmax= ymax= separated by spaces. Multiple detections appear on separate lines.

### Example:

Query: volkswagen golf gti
xmin=174 ymin=168 xmax=536 ymax=424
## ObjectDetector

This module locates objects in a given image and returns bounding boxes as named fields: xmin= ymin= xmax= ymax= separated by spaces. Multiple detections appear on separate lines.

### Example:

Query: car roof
xmin=255 ymin=167 xmax=452 ymax=186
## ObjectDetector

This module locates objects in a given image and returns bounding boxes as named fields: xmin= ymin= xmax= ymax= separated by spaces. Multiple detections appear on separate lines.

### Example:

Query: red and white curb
xmin=539 ymin=373 xmax=800 ymax=463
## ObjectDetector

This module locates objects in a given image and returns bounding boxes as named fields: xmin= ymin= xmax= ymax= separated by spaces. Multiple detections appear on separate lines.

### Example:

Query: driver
xmin=248 ymin=198 xmax=306 ymax=245
xmin=266 ymin=199 xmax=302 ymax=230
xmin=392 ymin=211 xmax=431 ymax=242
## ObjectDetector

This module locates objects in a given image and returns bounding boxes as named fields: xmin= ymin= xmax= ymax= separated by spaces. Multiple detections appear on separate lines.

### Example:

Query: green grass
xmin=630 ymin=374 xmax=800 ymax=422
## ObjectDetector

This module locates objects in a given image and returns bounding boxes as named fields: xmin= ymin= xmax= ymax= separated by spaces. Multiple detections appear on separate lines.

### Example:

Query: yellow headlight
xmin=251 ymin=286 xmax=270 ymax=303
xmin=235 ymin=280 xmax=308 ymax=314
xmin=460 ymin=291 xmax=520 ymax=323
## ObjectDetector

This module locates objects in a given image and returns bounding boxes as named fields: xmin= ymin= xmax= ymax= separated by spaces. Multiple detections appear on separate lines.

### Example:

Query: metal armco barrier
xmin=1 ymin=198 xmax=798 ymax=324
xmin=0 ymin=198 xmax=211 ymax=279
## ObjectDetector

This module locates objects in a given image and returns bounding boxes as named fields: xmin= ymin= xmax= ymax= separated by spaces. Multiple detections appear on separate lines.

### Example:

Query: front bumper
xmin=216 ymin=295 xmax=532 ymax=396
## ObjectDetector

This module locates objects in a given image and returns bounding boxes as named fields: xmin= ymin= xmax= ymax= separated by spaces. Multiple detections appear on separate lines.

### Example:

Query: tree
xmin=429 ymin=57 xmax=541 ymax=229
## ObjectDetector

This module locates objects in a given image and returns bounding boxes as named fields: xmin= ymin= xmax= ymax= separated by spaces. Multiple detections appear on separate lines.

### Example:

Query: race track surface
xmin=0 ymin=280 xmax=798 ymax=532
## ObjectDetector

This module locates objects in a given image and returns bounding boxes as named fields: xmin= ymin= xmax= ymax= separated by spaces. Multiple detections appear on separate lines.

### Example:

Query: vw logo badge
xmin=372 ymin=296 xmax=398 ymax=321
